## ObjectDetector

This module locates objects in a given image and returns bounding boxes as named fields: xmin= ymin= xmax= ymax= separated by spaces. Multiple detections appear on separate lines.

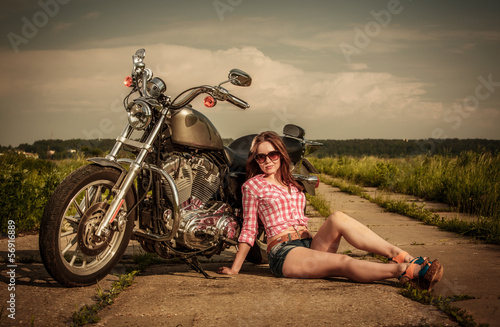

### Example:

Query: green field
xmin=1 ymin=151 xmax=499 ymax=243
xmin=309 ymin=152 xmax=500 ymax=221
xmin=0 ymin=153 xmax=88 ymax=233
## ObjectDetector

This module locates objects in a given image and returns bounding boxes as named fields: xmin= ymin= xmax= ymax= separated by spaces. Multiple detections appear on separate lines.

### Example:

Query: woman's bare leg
xmin=282 ymin=247 xmax=408 ymax=281
xmin=311 ymin=211 xmax=413 ymax=262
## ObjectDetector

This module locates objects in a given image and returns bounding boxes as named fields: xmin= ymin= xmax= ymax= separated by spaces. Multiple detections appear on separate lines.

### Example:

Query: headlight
xmin=127 ymin=101 xmax=152 ymax=130
xmin=146 ymin=77 xmax=166 ymax=98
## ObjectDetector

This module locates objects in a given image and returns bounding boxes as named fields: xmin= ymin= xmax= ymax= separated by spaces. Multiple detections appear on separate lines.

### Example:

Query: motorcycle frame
xmin=93 ymin=104 xmax=182 ymax=241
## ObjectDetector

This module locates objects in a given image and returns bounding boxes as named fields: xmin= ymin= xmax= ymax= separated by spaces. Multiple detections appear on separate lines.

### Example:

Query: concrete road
xmin=1 ymin=182 xmax=498 ymax=326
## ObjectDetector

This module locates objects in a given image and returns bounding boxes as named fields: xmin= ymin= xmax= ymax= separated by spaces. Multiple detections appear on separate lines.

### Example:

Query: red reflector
xmin=315 ymin=178 xmax=320 ymax=188
xmin=204 ymin=96 xmax=216 ymax=108
xmin=124 ymin=76 xmax=133 ymax=87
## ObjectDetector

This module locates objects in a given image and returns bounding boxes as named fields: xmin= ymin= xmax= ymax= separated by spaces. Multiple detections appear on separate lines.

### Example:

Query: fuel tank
xmin=169 ymin=106 xmax=223 ymax=150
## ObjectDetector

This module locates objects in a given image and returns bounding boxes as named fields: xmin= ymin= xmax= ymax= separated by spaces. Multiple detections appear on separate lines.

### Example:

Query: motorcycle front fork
xmin=95 ymin=110 xmax=169 ymax=238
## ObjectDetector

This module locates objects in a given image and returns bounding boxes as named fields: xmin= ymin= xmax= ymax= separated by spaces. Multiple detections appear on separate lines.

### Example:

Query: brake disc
xmin=77 ymin=202 xmax=115 ymax=256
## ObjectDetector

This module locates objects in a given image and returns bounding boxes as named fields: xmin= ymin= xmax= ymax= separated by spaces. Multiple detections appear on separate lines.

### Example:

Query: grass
xmin=318 ymin=174 xmax=500 ymax=245
xmin=317 ymin=174 xmax=491 ymax=326
xmin=305 ymin=193 xmax=332 ymax=217
xmin=0 ymin=152 xmax=89 ymax=233
xmin=309 ymin=152 xmax=500 ymax=221
xmin=70 ymin=270 xmax=139 ymax=326
xmin=399 ymin=285 xmax=488 ymax=327
xmin=70 ymin=252 xmax=172 ymax=326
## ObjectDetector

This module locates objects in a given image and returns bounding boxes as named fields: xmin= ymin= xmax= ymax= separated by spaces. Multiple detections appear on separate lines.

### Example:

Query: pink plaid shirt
xmin=238 ymin=174 xmax=308 ymax=246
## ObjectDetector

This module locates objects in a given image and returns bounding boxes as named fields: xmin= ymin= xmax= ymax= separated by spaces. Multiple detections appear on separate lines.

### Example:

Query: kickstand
xmin=182 ymin=256 xmax=216 ymax=279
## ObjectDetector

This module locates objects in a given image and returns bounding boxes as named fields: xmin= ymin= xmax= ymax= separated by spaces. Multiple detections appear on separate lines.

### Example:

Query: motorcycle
xmin=39 ymin=49 xmax=322 ymax=287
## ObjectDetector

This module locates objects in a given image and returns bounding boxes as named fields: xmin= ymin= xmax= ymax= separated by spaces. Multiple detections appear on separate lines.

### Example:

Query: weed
xmin=70 ymin=270 xmax=139 ymax=326
xmin=305 ymin=193 xmax=332 ymax=217
xmin=310 ymin=152 xmax=500 ymax=221
xmin=399 ymin=285 xmax=487 ymax=327
xmin=367 ymin=253 xmax=389 ymax=263
xmin=132 ymin=252 xmax=168 ymax=271
xmin=318 ymin=174 xmax=491 ymax=325
xmin=319 ymin=175 xmax=500 ymax=245
xmin=0 ymin=152 xmax=88 ymax=233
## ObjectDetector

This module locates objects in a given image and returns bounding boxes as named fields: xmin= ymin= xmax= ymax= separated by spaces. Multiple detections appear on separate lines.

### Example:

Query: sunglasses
xmin=255 ymin=151 xmax=280 ymax=164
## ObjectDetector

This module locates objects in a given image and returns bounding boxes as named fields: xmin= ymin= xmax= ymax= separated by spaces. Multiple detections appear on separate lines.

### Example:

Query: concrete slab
xmin=2 ymin=181 xmax=498 ymax=326
xmin=315 ymin=182 xmax=500 ymax=327
xmin=95 ymin=263 xmax=454 ymax=327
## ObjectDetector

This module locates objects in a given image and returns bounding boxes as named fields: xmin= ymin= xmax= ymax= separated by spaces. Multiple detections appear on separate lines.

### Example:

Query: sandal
xmin=419 ymin=259 xmax=444 ymax=291
xmin=399 ymin=257 xmax=444 ymax=291
xmin=390 ymin=251 xmax=409 ymax=264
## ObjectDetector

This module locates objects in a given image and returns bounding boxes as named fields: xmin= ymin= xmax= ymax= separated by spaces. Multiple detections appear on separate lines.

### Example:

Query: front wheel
xmin=39 ymin=164 xmax=136 ymax=287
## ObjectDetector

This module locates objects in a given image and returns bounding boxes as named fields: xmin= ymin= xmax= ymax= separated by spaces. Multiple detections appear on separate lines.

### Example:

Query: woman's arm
xmin=218 ymin=181 xmax=259 ymax=275
xmin=217 ymin=242 xmax=251 ymax=275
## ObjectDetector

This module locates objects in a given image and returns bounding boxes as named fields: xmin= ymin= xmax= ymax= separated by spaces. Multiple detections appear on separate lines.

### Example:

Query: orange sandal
xmin=390 ymin=251 xmax=409 ymax=264
xmin=399 ymin=257 xmax=444 ymax=291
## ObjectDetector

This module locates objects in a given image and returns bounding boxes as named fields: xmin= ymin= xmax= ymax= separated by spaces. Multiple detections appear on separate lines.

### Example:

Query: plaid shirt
xmin=238 ymin=174 xmax=308 ymax=246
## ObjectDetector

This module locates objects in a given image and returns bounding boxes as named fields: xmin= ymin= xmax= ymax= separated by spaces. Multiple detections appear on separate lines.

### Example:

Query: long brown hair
xmin=246 ymin=131 xmax=303 ymax=190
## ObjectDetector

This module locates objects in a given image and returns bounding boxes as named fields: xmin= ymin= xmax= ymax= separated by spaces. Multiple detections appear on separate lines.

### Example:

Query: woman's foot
xmin=390 ymin=250 xmax=414 ymax=264
xmin=399 ymin=257 xmax=427 ymax=283
xmin=399 ymin=257 xmax=444 ymax=291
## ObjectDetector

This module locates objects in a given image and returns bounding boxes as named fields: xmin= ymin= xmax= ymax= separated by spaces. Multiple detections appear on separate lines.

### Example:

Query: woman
xmin=218 ymin=131 xmax=443 ymax=290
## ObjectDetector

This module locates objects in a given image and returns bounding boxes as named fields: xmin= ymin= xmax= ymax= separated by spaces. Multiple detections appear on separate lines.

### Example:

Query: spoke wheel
xmin=39 ymin=164 xmax=136 ymax=287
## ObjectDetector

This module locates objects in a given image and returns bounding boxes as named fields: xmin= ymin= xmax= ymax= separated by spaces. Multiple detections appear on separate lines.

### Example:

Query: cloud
xmin=53 ymin=22 xmax=74 ymax=32
xmin=348 ymin=63 xmax=368 ymax=70
xmin=83 ymin=11 xmax=101 ymax=19
xmin=0 ymin=44 xmax=442 ymax=122
xmin=281 ymin=24 xmax=500 ymax=57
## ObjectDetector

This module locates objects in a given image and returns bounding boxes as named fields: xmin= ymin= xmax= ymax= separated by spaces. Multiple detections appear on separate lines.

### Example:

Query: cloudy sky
xmin=1 ymin=0 xmax=500 ymax=146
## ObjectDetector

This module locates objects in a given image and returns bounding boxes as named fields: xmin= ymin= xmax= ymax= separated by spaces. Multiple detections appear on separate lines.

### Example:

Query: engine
xmin=162 ymin=154 xmax=220 ymax=207
xmin=161 ymin=154 xmax=239 ymax=250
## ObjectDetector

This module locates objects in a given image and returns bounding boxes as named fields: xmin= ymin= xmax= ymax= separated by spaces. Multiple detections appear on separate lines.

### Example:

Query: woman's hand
xmin=217 ymin=266 xmax=238 ymax=275
xmin=216 ymin=242 xmax=251 ymax=275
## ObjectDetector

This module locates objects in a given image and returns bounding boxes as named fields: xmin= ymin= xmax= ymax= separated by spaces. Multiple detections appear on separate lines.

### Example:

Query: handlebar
xmin=170 ymin=86 xmax=249 ymax=110
xmin=226 ymin=93 xmax=249 ymax=109
xmin=130 ymin=49 xmax=250 ymax=110
xmin=170 ymin=87 xmax=210 ymax=110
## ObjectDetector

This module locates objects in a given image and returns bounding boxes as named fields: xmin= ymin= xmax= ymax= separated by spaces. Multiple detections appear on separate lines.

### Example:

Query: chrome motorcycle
xmin=39 ymin=49 xmax=322 ymax=287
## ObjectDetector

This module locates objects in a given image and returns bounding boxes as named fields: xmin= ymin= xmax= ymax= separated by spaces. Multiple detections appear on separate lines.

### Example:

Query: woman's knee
xmin=326 ymin=211 xmax=349 ymax=226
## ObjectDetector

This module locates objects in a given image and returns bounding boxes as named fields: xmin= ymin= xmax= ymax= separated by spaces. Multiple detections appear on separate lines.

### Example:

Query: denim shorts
xmin=268 ymin=238 xmax=313 ymax=278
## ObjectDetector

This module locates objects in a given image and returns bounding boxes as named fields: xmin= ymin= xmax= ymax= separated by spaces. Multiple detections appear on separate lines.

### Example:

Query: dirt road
xmin=1 ymin=182 xmax=499 ymax=326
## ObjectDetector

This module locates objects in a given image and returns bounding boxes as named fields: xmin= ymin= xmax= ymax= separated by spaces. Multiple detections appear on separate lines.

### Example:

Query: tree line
xmin=311 ymin=138 xmax=500 ymax=158
xmin=5 ymin=139 xmax=117 ymax=159
xmin=1 ymin=138 xmax=499 ymax=159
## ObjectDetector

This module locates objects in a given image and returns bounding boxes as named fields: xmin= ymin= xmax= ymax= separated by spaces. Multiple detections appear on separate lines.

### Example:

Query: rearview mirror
xmin=134 ymin=48 xmax=145 ymax=60
xmin=228 ymin=69 xmax=252 ymax=87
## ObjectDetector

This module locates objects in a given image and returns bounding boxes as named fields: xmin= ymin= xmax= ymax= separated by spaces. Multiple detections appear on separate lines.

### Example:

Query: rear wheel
xmin=39 ymin=164 xmax=136 ymax=287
